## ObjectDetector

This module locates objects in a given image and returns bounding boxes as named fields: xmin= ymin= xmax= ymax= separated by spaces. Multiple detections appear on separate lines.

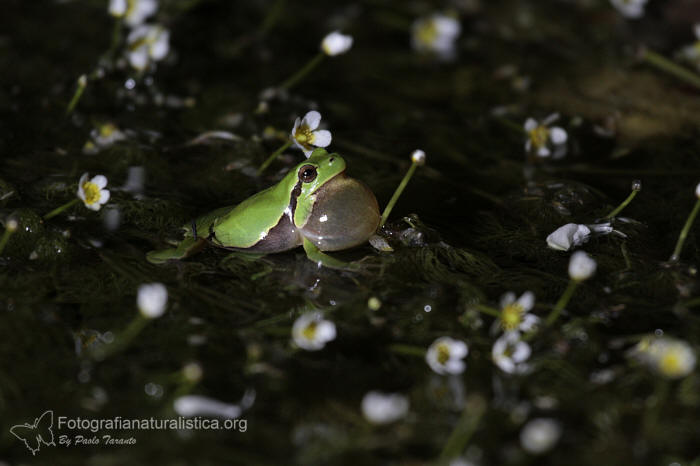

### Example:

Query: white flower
xmin=411 ymin=13 xmax=461 ymax=59
xmin=547 ymin=223 xmax=591 ymax=251
xmin=492 ymin=332 xmax=531 ymax=374
xmin=568 ymin=251 xmax=596 ymax=281
xmin=137 ymin=282 xmax=168 ymax=318
xmin=610 ymin=0 xmax=648 ymax=19
xmin=631 ymin=337 xmax=696 ymax=379
xmin=497 ymin=291 xmax=539 ymax=333
xmin=110 ymin=0 xmax=158 ymax=27
xmin=695 ymin=182 xmax=700 ymax=199
xmin=321 ymin=31 xmax=353 ymax=56
xmin=77 ymin=173 xmax=110 ymax=211
xmin=126 ymin=24 xmax=170 ymax=71
xmin=524 ymin=114 xmax=568 ymax=158
xmin=520 ymin=418 xmax=562 ymax=454
xmin=84 ymin=122 xmax=127 ymax=154
xmin=411 ymin=149 xmax=426 ymax=165
xmin=546 ymin=223 xmax=613 ymax=252
xmin=292 ymin=312 xmax=336 ymax=351
xmin=426 ymin=337 xmax=468 ymax=375
xmin=174 ymin=395 xmax=241 ymax=419
xmin=291 ymin=111 xmax=332 ymax=157
xmin=361 ymin=391 xmax=410 ymax=424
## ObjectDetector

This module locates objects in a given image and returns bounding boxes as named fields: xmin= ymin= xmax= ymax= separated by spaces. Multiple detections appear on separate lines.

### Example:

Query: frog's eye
xmin=298 ymin=165 xmax=317 ymax=183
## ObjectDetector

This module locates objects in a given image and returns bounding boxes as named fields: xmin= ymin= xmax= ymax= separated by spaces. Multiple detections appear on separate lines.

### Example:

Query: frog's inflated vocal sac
xmin=147 ymin=148 xmax=380 ymax=269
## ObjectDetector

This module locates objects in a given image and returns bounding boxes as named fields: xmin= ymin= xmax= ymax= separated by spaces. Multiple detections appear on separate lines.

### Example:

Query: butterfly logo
xmin=10 ymin=410 xmax=56 ymax=455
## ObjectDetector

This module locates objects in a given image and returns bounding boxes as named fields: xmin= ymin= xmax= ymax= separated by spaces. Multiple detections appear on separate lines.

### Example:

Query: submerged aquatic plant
xmin=426 ymin=337 xmax=468 ymax=375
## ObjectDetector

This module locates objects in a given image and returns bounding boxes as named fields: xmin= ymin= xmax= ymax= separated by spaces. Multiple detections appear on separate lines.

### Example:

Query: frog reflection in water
xmin=147 ymin=149 xmax=381 ymax=269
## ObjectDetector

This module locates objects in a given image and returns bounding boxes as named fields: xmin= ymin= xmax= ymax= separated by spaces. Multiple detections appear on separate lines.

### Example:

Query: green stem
xmin=605 ymin=189 xmax=639 ymax=219
xmin=257 ymin=139 xmax=292 ymax=175
xmin=388 ymin=344 xmax=425 ymax=358
xmin=66 ymin=75 xmax=88 ymax=115
xmin=259 ymin=0 xmax=286 ymax=36
xmin=108 ymin=18 xmax=122 ymax=58
xmin=279 ymin=52 xmax=325 ymax=91
xmin=641 ymin=48 xmax=700 ymax=91
xmin=439 ymin=395 xmax=487 ymax=462
xmin=670 ymin=198 xmax=700 ymax=262
xmin=379 ymin=162 xmax=419 ymax=228
xmin=473 ymin=303 xmax=501 ymax=318
xmin=92 ymin=315 xmax=149 ymax=360
xmin=0 ymin=225 xmax=15 ymax=256
xmin=43 ymin=198 xmax=80 ymax=220
xmin=545 ymin=280 xmax=579 ymax=326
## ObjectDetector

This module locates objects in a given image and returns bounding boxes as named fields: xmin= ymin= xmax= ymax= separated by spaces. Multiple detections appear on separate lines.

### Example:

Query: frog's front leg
xmin=147 ymin=236 xmax=207 ymax=264
xmin=302 ymin=237 xmax=358 ymax=271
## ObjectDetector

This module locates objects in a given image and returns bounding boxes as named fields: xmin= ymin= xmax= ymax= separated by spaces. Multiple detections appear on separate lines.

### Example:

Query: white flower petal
xmin=694 ymin=24 xmax=700 ymax=40
xmin=500 ymin=292 xmax=516 ymax=309
xmin=149 ymin=29 xmax=170 ymax=60
xmin=99 ymin=189 xmax=111 ymax=204
xmin=517 ymin=291 xmax=535 ymax=312
xmin=524 ymin=118 xmax=538 ymax=132
xmin=512 ymin=341 xmax=532 ymax=362
xmin=91 ymin=175 xmax=108 ymax=189
xmin=569 ymin=251 xmax=596 ymax=281
xmin=537 ymin=146 xmax=551 ymax=157
xmin=303 ymin=111 xmax=322 ymax=130
xmin=361 ymin=391 xmax=409 ymax=424
xmin=128 ymin=47 xmax=150 ymax=70
xmin=311 ymin=129 xmax=332 ymax=147
xmin=549 ymin=127 xmax=568 ymax=144
xmin=321 ymin=31 xmax=353 ymax=56
xmin=109 ymin=0 xmax=127 ymax=16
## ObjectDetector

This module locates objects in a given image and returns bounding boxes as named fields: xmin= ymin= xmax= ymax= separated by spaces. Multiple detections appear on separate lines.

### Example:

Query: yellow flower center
xmin=294 ymin=124 xmax=315 ymax=147
xmin=126 ymin=0 xmax=136 ymax=18
xmin=302 ymin=321 xmax=318 ymax=341
xmin=528 ymin=125 xmax=550 ymax=150
xmin=658 ymin=352 xmax=683 ymax=377
xmin=416 ymin=20 xmax=438 ymax=46
xmin=500 ymin=304 xmax=524 ymax=331
xmin=99 ymin=123 xmax=117 ymax=138
xmin=436 ymin=343 xmax=450 ymax=365
xmin=82 ymin=181 xmax=101 ymax=205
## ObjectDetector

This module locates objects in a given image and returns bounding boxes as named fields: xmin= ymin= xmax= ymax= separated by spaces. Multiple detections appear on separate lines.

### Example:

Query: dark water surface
xmin=1 ymin=0 xmax=700 ymax=464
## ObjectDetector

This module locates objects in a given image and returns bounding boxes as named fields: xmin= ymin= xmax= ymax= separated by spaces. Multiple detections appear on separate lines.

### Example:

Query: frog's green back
xmin=207 ymin=181 xmax=295 ymax=249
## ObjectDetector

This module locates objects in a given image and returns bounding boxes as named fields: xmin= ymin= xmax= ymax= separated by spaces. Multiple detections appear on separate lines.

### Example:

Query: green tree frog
xmin=147 ymin=148 xmax=380 ymax=269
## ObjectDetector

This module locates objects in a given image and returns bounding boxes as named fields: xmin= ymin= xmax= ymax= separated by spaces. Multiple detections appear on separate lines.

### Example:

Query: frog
xmin=146 ymin=148 xmax=381 ymax=269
